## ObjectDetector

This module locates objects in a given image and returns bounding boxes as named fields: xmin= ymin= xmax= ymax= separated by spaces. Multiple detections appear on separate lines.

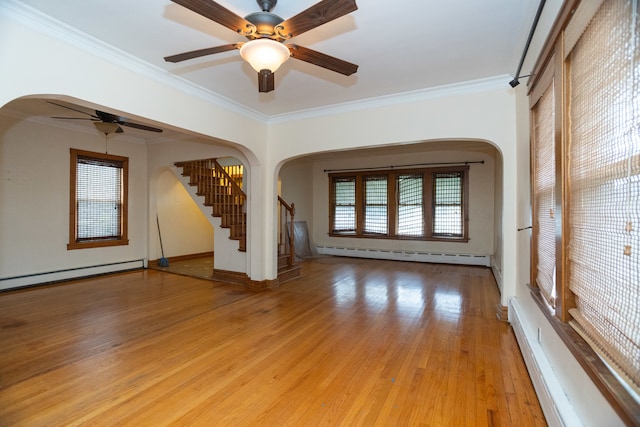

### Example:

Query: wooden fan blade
xmin=258 ymin=70 xmax=275 ymax=93
xmin=51 ymin=116 xmax=95 ymax=120
xmin=47 ymin=101 xmax=98 ymax=119
xmin=95 ymin=110 xmax=163 ymax=133
xmin=276 ymin=0 xmax=357 ymax=39
xmin=171 ymin=0 xmax=255 ymax=35
xmin=288 ymin=44 xmax=358 ymax=76
xmin=118 ymin=121 xmax=163 ymax=133
xmin=164 ymin=43 xmax=242 ymax=63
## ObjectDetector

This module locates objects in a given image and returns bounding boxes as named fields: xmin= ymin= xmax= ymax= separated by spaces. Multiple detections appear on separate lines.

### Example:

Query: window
xmin=329 ymin=167 xmax=469 ymax=241
xmin=528 ymin=0 xmax=639 ymax=420
xmin=363 ymin=175 xmax=388 ymax=235
xmin=331 ymin=177 xmax=356 ymax=233
xmin=68 ymin=149 xmax=129 ymax=249
xmin=397 ymin=173 xmax=424 ymax=237
xmin=432 ymin=171 xmax=464 ymax=237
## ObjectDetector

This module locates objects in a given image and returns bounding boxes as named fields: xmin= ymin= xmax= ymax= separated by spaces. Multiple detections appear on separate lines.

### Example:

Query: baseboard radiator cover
xmin=508 ymin=297 xmax=582 ymax=427
xmin=316 ymin=245 xmax=490 ymax=267
xmin=0 ymin=259 xmax=146 ymax=291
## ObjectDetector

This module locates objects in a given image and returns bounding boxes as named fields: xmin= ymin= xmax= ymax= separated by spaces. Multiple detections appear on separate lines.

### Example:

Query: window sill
xmin=328 ymin=233 xmax=468 ymax=243
xmin=529 ymin=286 xmax=639 ymax=425
xmin=67 ymin=239 xmax=129 ymax=250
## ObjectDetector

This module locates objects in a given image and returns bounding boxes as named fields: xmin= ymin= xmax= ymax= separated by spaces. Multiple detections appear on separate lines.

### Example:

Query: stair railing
xmin=278 ymin=196 xmax=295 ymax=268
xmin=211 ymin=159 xmax=246 ymax=242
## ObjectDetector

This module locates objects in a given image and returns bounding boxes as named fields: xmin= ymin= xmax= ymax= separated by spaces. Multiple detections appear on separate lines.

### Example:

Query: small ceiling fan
xmin=165 ymin=0 xmax=358 ymax=92
xmin=48 ymin=101 xmax=163 ymax=134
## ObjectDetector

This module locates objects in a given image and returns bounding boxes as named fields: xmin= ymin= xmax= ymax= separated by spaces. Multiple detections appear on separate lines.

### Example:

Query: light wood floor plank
xmin=0 ymin=257 xmax=546 ymax=426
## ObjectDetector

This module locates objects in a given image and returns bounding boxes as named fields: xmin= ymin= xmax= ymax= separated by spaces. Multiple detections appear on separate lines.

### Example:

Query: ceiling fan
xmin=165 ymin=0 xmax=358 ymax=92
xmin=48 ymin=101 xmax=163 ymax=134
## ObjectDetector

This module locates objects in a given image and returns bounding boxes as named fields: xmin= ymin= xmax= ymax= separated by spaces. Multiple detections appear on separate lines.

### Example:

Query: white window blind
xmin=76 ymin=156 xmax=124 ymax=241
xmin=397 ymin=173 xmax=424 ymax=237
xmin=333 ymin=177 xmax=356 ymax=233
xmin=363 ymin=175 xmax=388 ymax=235
xmin=433 ymin=172 xmax=463 ymax=237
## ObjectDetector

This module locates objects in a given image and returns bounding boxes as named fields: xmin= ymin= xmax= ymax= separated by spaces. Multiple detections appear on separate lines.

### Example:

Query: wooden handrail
xmin=212 ymin=159 xmax=245 ymax=196
xmin=278 ymin=196 xmax=295 ymax=268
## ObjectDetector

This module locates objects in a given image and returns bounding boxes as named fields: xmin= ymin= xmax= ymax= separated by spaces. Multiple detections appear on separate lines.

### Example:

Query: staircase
xmin=175 ymin=158 xmax=246 ymax=251
xmin=175 ymin=158 xmax=300 ymax=283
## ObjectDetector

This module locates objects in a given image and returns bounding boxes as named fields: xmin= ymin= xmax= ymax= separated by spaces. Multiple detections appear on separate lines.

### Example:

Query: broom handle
xmin=156 ymin=215 xmax=165 ymax=257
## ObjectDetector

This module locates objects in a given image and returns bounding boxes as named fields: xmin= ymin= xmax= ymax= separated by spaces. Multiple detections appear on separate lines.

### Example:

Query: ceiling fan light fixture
xmin=93 ymin=121 xmax=120 ymax=135
xmin=240 ymin=38 xmax=290 ymax=73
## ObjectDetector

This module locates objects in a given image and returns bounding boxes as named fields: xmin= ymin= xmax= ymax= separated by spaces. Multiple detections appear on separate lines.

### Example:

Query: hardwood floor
xmin=0 ymin=257 xmax=546 ymax=426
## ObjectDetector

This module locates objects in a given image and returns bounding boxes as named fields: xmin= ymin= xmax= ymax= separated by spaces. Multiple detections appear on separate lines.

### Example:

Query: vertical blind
xmin=397 ymin=173 xmax=424 ymax=237
xmin=432 ymin=172 xmax=463 ymax=237
xmin=533 ymin=81 xmax=557 ymax=307
xmin=566 ymin=0 xmax=639 ymax=393
xmin=76 ymin=156 xmax=123 ymax=241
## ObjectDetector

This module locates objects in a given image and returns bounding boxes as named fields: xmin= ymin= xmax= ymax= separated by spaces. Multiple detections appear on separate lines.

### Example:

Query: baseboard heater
xmin=509 ymin=297 xmax=581 ymax=427
xmin=315 ymin=246 xmax=490 ymax=267
xmin=0 ymin=259 xmax=146 ymax=291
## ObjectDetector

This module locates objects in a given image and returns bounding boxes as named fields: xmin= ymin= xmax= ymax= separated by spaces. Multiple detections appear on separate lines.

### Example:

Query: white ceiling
xmin=11 ymin=0 xmax=538 ymax=119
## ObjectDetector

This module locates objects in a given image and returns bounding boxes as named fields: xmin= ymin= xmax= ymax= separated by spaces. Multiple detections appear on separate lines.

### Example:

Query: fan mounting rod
xmin=257 ymin=0 xmax=277 ymax=12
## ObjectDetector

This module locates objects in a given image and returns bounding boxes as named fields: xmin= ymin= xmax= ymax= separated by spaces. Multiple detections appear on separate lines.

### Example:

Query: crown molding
xmin=267 ymin=75 xmax=512 ymax=124
xmin=0 ymin=0 xmax=269 ymax=123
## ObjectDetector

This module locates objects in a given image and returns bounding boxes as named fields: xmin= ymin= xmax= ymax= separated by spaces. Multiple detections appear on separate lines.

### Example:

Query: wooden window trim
xmin=329 ymin=166 xmax=469 ymax=242
xmin=68 ymin=149 xmax=129 ymax=250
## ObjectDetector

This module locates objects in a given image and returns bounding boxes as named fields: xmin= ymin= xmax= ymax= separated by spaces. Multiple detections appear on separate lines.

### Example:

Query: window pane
xmin=76 ymin=158 xmax=123 ymax=240
xmin=398 ymin=174 xmax=423 ymax=236
xmin=333 ymin=177 xmax=356 ymax=232
xmin=433 ymin=172 xmax=463 ymax=237
xmin=364 ymin=176 xmax=387 ymax=234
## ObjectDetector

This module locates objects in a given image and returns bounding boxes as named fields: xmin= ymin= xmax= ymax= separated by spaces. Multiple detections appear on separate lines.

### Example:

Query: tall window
xmin=329 ymin=166 xmax=469 ymax=241
xmin=531 ymin=70 xmax=557 ymax=308
xmin=432 ymin=171 xmax=464 ymax=237
xmin=68 ymin=149 xmax=129 ymax=249
xmin=397 ymin=173 xmax=424 ymax=237
xmin=331 ymin=177 xmax=356 ymax=233
xmin=363 ymin=175 xmax=388 ymax=235
xmin=529 ymin=0 xmax=639 ymax=419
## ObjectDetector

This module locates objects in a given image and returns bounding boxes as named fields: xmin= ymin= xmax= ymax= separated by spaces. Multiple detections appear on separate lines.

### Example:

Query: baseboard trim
xmin=149 ymin=252 xmax=212 ymax=266
xmin=0 ymin=259 xmax=145 ymax=291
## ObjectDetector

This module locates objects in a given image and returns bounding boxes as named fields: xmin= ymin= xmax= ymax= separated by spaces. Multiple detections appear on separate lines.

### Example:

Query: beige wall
xmin=155 ymin=170 xmax=213 ymax=259
xmin=0 ymin=116 xmax=147 ymax=286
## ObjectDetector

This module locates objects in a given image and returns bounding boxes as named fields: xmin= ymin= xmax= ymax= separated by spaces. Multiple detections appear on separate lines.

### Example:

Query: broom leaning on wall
xmin=156 ymin=215 xmax=169 ymax=267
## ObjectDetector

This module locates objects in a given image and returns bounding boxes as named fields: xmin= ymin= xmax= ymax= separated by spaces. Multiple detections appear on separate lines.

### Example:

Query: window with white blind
xmin=68 ymin=149 xmax=129 ymax=249
xmin=329 ymin=167 xmax=468 ymax=241
xmin=397 ymin=174 xmax=424 ymax=237
xmin=331 ymin=177 xmax=356 ymax=233
xmin=363 ymin=176 xmax=388 ymax=235
xmin=432 ymin=172 xmax=464 ymax=237
xmin=528 ymin=0 xmax=639 ymax=419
